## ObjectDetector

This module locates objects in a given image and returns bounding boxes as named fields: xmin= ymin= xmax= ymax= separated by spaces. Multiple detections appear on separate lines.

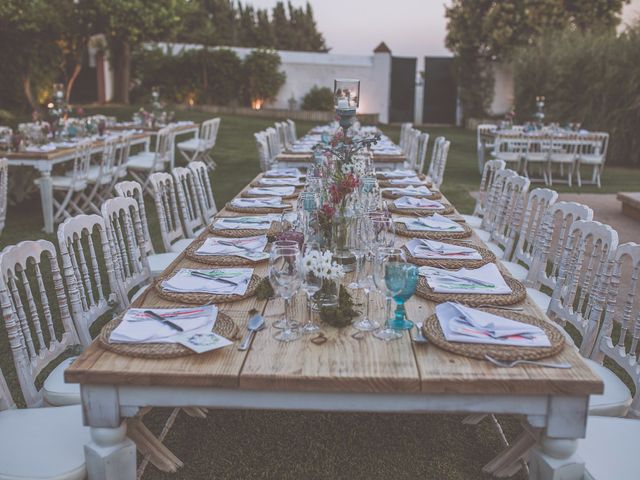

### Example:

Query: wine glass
xmin=269 ymin=245 xmax=302 ymax=341
xmin=301 ymin=243 xmax=323 ymax=334
xmin=386 ymin=263 xmax=419 ymax=331
xmin=372 ymin=247 xmax=406 ymax=341
xmin=369 ymin=212 xmax=396 ymax=250
xmin=347 ymin=215 xmax=372 ymax=289
xmin=353 ymin=250 xmax=379 ymax=331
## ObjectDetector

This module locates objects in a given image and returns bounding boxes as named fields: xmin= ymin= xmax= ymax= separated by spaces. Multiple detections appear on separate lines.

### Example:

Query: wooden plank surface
xmin=66 ymin=171 xmax=603 ymax=397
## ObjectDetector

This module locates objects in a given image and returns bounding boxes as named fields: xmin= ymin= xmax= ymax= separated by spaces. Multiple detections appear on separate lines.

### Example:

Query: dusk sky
xmin=251 ymin=0 xmax=640 ymax=59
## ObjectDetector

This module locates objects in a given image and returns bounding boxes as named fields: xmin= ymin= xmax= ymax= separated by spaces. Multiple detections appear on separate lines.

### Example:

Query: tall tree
xmin=255 ymin=8 xmax=276 ymax=48
xmin=237 ymin=3 xmax=258 ymax=47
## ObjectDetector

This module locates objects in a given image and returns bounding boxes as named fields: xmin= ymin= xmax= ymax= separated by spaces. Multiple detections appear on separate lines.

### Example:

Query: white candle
xmin=337 ymin=98 xmax=349 ymax=108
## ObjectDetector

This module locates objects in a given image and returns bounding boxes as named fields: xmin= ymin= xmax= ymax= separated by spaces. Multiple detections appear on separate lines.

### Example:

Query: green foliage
xmin=513 ymin=26 xmax=640 ymax=167
xmin=319 ymin=286 xmax=360 ymax=328
xmin=301 ymin=86 xmax=334 ymax=111
xmin=445 ymin=0 xmax=630 ymax=118
xmin=242 ymin=49 xmax=286 ymax=105
xmin=255 ymin=277 xmax=275 ymax=301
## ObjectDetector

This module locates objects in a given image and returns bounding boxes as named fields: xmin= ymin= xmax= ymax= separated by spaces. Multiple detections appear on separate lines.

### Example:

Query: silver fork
xmin=484 ymin=354 xmax=571 ymax=369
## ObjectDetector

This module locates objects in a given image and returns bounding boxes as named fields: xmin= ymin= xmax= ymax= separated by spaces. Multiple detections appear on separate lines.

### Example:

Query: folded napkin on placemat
xmin=162 ymin=268 xmax=253 ymax=296
xmin=258 ymin=177 xmax=304 ymax=187
xmin=406 ymin=239 xmax=482 ymax=260
xmin=394 ymin=196 xmax=444 ymax=210
xmin=246 ymin=186 xmax=295 ymax=197
xmin=388 ymin=177 xmax=428 ymax=186
xmin=379 ymin=169 xmax=418 ymax=178
xmin=385 ymin=186 xmax=432 ymax=197
xmin=196 ymin=235 xmax=269 ymax=260
xmin=109 ymin=306 xmax=218 ymax=344
xmin=419 ymin=263 xmax=512 ymax=294
xmin=264 ymin=168 xmax=302 ymax=178
xmin=436 ymin=302 xmax=550 ymax=347
xmin=212 ymin=216 xmax=274 ymax=230
xmin=230 ymin=197 xmax=288 ymax=209
xmin=396 ymin=214 xmax=464 ymax=232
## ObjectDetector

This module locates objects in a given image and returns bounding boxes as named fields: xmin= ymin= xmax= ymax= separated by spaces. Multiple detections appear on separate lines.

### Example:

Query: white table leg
xmin=528 ymin=436 xmax=584 ymax=480
xmin=38 ymin=169 xmax=54 ymax=234
xmin=85 ymin=424 xmax=136 ymax=480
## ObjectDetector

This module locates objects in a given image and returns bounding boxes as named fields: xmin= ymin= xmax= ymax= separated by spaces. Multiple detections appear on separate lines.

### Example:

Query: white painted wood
xmin=477 ymin=124 xmax=497 ymax=172
xmin=127 ymin=126 xmax=173 ymax=193
xmin=492 ymin=132 xmax=525 ymax=171
xmin=403 ymin=128 xmax=420 ymax=171
xmin=549 ymin=134 xmax=578 ymax=187
xmin=57 ymin=214 xmax=124 ymax=346
xmin=489 ymin=174 xmax=531 ymax=259
xmin=523 ymin=135 xmax=551 ymax=185
xmin=171 ymin=167 xmax=205 ymax=238
xmin=148 ymin=173 xmax=188 ymax=252
xmin=0 ymin=239 xmax=80 ymax=407
xmin=114 ymin=180 xmax=154 ymax=255
xmin=429 ymin=139 xmax=450 ymax=190
xmin=415 ymin=132 xmax=430 ymax=174
xmin=399 ymin=122 xmax=412 ymax=151
xmin=529 ymin=437 xmax=584 ymax=480
xmin=265 ymin=127 xmax=281 ymax=159
xmin=479 ymin=169 xmax=517 ymax=231
xmin=188 ymin=161 xmax=218 ymax=224
xmin=177 ymin=117 xmax=220 ymax=170
xmin=0 ymin=158 xmax=8 ymax=234
xmin=577 ymin=132 xmax=609 ymax=188
xmin=472 ymin=159 xmax=506 ymax=218
xmin=255 ymin=132 xmax=272 ymax=171
xmin=79 ymin=135 xmax=119 ymax=214
xmin=85 ymin=423 xmax=136 ymax=480
xmin=0 ymin=366 xmax=15 ymax=410
xmin=286 ymin=119 xmax=297 ymax=142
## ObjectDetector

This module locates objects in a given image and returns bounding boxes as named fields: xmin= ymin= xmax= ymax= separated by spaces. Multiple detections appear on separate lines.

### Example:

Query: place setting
xmin=226 ymin=196 xmax=293 ymax=213
xmin=262 ymin=168 xmax=303 ymax=178
xmin=402 ymin=238 xmax=496 ymax=268
xmin=379 ymin=175 xmax=432 ymax=188
xmin=242 ymin=185 xmax=298 ymax=199
xmin=185 ymin=234 xmax=270 ymax=266
xmin=393 ymin=212 xmax=472 ymax=239
xmin=381 ymin=184 xmax=442 ymax=200
xmin=252 ymin=176 xmax=305 ymax=188
xmin=388 ymin=195 xmax=454 ymax=215
xmin=209 ymin=213 xmax=296 ymax=237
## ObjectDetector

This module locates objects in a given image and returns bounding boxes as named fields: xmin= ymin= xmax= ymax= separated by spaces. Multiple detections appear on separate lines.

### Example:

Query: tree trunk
xmin=112 ymin=40 xmax=131 ymax=104
xmin=65 ymin=62 xmax=83 ymax=103
xmin=22 ymin=75 xmax=37 ymax=111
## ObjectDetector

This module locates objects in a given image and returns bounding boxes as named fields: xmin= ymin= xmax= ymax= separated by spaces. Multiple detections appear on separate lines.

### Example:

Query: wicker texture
xmin=394 ymin=221 xmax=472 ymax=239
xmin=416 ymin=275 xmax=527 ymax=306
xmin=422 ymin=308 xmax=565 ymax=361
xmin=403 ymin=241 xmax=496 ymax=269
xmin=154 ymin=273 xmax=261 ymax=304
xmin=98 ymin=312 xmax=238 ymax=358
xmin=225 ymin=203 xmax=292 ymax=214
xmin=185 ymin=238 xmax=269 ymax=267
xmin=388 ymin=203 xmax=454 ymax=216
xmin=382 ymin=190 xmax=442 ymax=200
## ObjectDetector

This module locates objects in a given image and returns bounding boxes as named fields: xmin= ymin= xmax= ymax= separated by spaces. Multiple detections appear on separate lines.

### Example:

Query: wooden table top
xmin=65 ymin=175 xmax=603 ymax=397
xmin=108 ymin=122 xmax=198 ymax=133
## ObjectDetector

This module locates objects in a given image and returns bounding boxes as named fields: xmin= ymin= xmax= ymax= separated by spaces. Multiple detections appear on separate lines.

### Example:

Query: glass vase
xmin=313 ymin=278 xmax=339 ymax=310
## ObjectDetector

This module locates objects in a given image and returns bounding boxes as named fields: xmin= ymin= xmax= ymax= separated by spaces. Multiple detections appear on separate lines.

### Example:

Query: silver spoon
xmin=238 ymin=313 xmax=266 ymax=351
xmin=484 ymin=354 xmax=571 ymax=369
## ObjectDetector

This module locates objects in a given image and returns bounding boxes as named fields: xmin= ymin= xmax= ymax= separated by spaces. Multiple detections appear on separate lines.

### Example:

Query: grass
xmin=2 ymin=106 xmax=639 ymax=479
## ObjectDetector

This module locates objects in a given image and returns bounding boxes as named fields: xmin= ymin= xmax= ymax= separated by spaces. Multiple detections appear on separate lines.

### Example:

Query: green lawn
xmin=2 ymin=107 xmax=639 ymax=479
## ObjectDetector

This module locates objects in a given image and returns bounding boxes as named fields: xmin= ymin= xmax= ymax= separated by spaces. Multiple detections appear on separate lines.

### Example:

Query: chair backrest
xmin=172 ymin=167 xmax=205 ymax=238
xmin=188 ymin=161 xmax=217 ymax=224
xmin=489 ymin=174 xmax=531 ymax=259
xmin=255 ymin=134 xmax=271 ymax=172
xmin=430 ymin=139 xmax=450 ymax=190
xmin=149 ymin=172 xmax=187 ymax=251
xmin=101 ymin=197 xmax=151 ymax=301
xmin=415 ymin=133 xmax=430 ymax=174
xmin=404 ymin=129 xmax=420 ymax=170
xmin=287 ymin=119 xmax=297 ymax=142
xmin=479 ymin=168 xmax=516 ymax=231
xmin=526 ymin=201 xmax=594 ymax=292
xmin=524 ymin=134 xmax=551 ymax=161
xmin=114 ymin=134 xmax=132 ymax=179
xmin=154 ymin=126 xmax=174 ymax=167
xmin=0 ymin=240 xmax=80 ymax=407
xmin=472 ymin=159 xmax=506 ymax=217
xmin=114 ymin=180 xmax=155 ymax=255
xmin=200 ymin=117 xmax=221 ymax=148
xmin=510 ymin=188 xmax=558 ymax=269
xmin=57 ymin=214 xmax=123 ymax=346
xmin=427 ymin=136 xmax=446 ymax=178
xmin=477 ymin=124 xmax=497 ymax=148
xmin=548 ymin=220 xmax=618 ymax=355
xmin=399 ymin=123 xmax=412 ymax=150
xmin=0 ymin=366 xmax=15 ymax=410
xmin=591 ymin=242 xmax=640 ymax=417
xmin=276 ymin=122 xmax=289 ymax=150
xmin=68 ymin=141 xmax=93 ymax=188
xmin=99 ymin=135 xmax=119 ymax=178
xmin=0 ymin=158 xmax=7 ymax=233
xmin=266 ymin=127 xmax=280 ymax=158
xmin=580 ymin=132 xmax=609 ymax=163
xmin=494 ymin=132 xmax=526 ymax=157
xmin=549 ymin=134 xmax=579 ymax=161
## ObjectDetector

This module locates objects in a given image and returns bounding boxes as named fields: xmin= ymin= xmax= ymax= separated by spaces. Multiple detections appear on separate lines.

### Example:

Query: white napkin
xmin=388 ymin=177 xmax=427 ymax=186
xmin=258 ymin=177 xmax=303 ymax=187
xmin=230 ymin=197 xmax=288 ymax=209
xmin=246 ymin=186 xmax=295 ymax=197
xmin=162 ymin=268 xmax=253 ymax=296
xmin=264 ymin=168 xmax=302 ymax=178
xmin=406 ymin=239 xmax=482 ymax=260
xmin=419 ymin=263 xmax=512 ymax=294
xmin=109 ymin=306 xmax=218 ymax=344
xmin=394 ymin=196 xmax=443 ymax=209
xmin=385 ymin=186 xmax=432 ymax=197
xmin=436 ymin=302 xmax=550 ymax=347
xmin=196 ymin=235 xmax=269 ymax=261
xmin=378 ymin=169 xmax=416 ymax=178
xmin=212 ymin=216 xmax=274 ymax=230
xmin=396 ymin=213 xmax=463 ymax=232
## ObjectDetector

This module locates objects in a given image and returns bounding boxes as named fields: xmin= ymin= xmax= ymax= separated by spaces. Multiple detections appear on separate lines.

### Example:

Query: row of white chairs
xmin=399 ymin=122 xmax=450 ymax=188
xmin=254 ymin=119 xmax=297 ymax=172
xmin=463 ymin=159 xmax=640 ymax=479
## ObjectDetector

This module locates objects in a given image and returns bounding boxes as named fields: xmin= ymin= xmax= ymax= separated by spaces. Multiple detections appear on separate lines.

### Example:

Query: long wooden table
xmin=65 ymin=174 xmax=602 ymax=480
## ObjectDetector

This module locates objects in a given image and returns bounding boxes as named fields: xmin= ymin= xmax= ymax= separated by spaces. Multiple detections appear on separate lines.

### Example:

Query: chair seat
xmin=0 ymin=405 xmax=88 ymax=480
xmin=127 ymin=152 xmax=162 ymax=171
xmin=86 ymin=165 xmax=113 ymax=184
xmin=550 ymin=155 xmax=576 ymax=163
xmin=43 ymin=357 xmax=80 ymax=406
xmin=169 ymin=238 xmax=193 ymax=254
xmin=148 ymin=252 xmax=180 ymax=277
xmin=177 ymin=138 xmax=206 ymax=152
xmin=493 ymin=153 xmax=521 ymax=162
xmin=460 ymin=214 xmax=482 ymax=229
xmin=472 ymin=228 xmax=491 ymax=242
xmin=526 ymin=287 xmax=551 ymax=311
xmin=34 ymin=176 xmax=86 ymax=191
xmin=580 ymin=416 xmax=640 ymax=480
xmin=484 ymin=241 xmax=505 ymax=258
xmin=501 ymin=261 xmax=529 ymax=281
xmin=584 ymin=359 xmax=632 ymax=417
xmin=580 ymin=155 xmax=604 ymax=165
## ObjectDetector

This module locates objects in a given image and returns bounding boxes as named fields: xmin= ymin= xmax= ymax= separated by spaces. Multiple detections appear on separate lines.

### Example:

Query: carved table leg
xmin=38 ymin=169 xmax=54 ymax=234
xmin=85 ymin=423 xmax=136 ymax=480
xmin=528 ymin=435 xmax=584 ymax=480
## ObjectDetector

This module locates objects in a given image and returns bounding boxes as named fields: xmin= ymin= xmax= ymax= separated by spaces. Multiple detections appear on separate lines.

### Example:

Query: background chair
xmin=476 ymin=124 xmax=497 ymax=173
xmin=128 ymin=125 xmax=173 ymax=193
xmin=172 ymin=166 xmax=206 ymax=238
xmin=0 ymin=158 xmax=7 ymax=234
xmin=577 ymin=132 xmax=609 ymax=188
xmin=149 ymin=173 xmax=193 ymax=253
xmin=177 ymin=117 xmax=220 ymax=171
xmin=189 ymin=161 xmax=217 ymax=225
xmin=461 ymin=159 xmax=506 ymax=229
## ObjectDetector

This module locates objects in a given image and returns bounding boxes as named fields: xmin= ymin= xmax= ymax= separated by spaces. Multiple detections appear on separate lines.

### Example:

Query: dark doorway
xmin=389 ymin=56 xmax=416 ymax=123
xmin=423 ymin=57 xmax=456 ymax=124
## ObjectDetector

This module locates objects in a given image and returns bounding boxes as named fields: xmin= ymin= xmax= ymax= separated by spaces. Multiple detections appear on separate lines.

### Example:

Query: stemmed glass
xmin=369 ymin=212 xmax=396 ymax=250
xmin=387 ymin=263 xmax=419 ymax=331
xmin=301 ymin=242 xmax=323 ymax=334
xmin=269 ymin=245 xmax=302 ymax=341
xmin=352 ymin=249 xmax=379 ymax=331
xmin=373 ymin=247 xmax=406 ymax=341
xmin=347 ymin=215 xmax=371 ymax=289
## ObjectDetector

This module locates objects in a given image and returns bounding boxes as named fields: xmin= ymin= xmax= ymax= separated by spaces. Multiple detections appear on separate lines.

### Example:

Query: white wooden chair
xmin=549 ymin=133 xmax=578 ymax=186
xmin=428 ymin=139 xmax=450 ymax=190
xmin=177 ymin=117 xmax=220 ymax=171
xmin=492 ymin=132 xmax=524 ymax=171
xmin=189 ymin=161 xmax=217 ymax=225
xmin=276 ymin=122 xmax=290 ymax=150
xmin=57 ymin=214 xmax=123 ymax=346
xmin=149 ymin=172 xmax=192 ymax=253
xmin=461 ymin=159 xmax=506 ymax=229
xmin=577 ymin=132 xmax=609 ymax=188
xmin=483 ymin=174 xmax=531 ymax=260
xmin=265 ymin=127 xmax=281 ymax=159
xmin=399 ymin=122 xmax=412 ymax=151
xmin=114 ymin=181 xmax=182 ymax=278
xmin=403 ymin=128 xmax=420 ymax=170
xmin=255 ymin=132 xmax=272 ymax=172
xmin=78 ymin=135 xmax=119 ymax=214
xmin=127 ymin=125 xmax=173 ymax=193
xmin=475 ymin=169 xmax=517 ymax=239
xmin=287 ymin=119 xmax=297 ymax=143
xmin=0 ymin=365 xmax=90 ymax=480
xmin=172 ymin=166 xmax=206 ymax=238
xmin=500 ymin=188 xmax=558 ymax=281
xmin=522 ymin=134 xmax=551 ymax=185
xmin=0 ymin=158 xmax=8 ymax=234
xmin=0 ymin=239 xmax=81 ymax=407
xmin=415 ymin=132 xmax=430 ymax=174
xmin=476 ymin=124 xmax=497 ymax=173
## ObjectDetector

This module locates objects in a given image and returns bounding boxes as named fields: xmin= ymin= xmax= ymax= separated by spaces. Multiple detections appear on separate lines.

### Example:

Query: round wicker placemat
xmin=403 ymin=241 xmax=496 ymax=269
xmin=250 ymin=181 xmax=303 ymax=189
xmin=388 ymin=203 xmax=454 ymax=216
xmin=394 ymin=221 xmax=472 ymax=240
xmin=185 ymin=239 xmax=269 ymax=267
xmin=382 ymin=190 xmax=442 ymax=201
xmin=415 ymin=275 xmax=527 ymax=306
xmin=242 ymin=190 xmax=299 ymax=200
xmin=422 ymin=308 xmax=565 ymax=361
xmin=98 ymin=312 xmax=239 ymax=359
xmin=154 ymin=273 xmax=261 ymax=304
xmin=379 ymin=180 xmax=435 ymax=189
xmin=226 ymin=203 xmax=292 ymax=214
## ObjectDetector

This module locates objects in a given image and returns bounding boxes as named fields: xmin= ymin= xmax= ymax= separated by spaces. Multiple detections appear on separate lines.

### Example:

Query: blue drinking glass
xmin=385 ymin=263 xmax=419 ymax=330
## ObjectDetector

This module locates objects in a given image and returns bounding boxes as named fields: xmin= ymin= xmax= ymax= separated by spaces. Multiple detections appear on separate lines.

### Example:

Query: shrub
xmin=242 ymin=49 xmax=286 ymax=106
xmin=301 ymin=86 xmax=334 ymax=111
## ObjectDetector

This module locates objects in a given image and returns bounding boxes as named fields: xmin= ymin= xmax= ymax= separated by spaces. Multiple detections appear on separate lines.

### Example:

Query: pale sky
xmin=250 ymin=0 xmax=640 ymax=59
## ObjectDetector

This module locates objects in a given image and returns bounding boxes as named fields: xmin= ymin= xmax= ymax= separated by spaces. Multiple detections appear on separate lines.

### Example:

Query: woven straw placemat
xmin=403 ymin=241 xmax=496 ymax=269
xmin=422 ymin=308 xmax=565 ymax=361
xmin=242 ymin=190 xmax=299 ymax=200
xmin=382 ymin=190 xmax=442 ymax=201
xmin=388 ymin=203 xmax=454 ymax=216
xmin=394 ymin=221 xmax=472 ymax=240
xmin=185 ymin=238 xmax=269 ymax=267
xmin=250 ymin=181 xmax=303 ymax=189
xmin=98 ymin=311 xmax=238 ymax=359
xmin=379 ymin=179 xmax=435 ymax=189
xmin=226 ymin=203 xmax=292 ymax=214
xmin=415 ymin=275 xmax=527 ymax=306
xmin=154 ymin=273 xmax=261 ymax=304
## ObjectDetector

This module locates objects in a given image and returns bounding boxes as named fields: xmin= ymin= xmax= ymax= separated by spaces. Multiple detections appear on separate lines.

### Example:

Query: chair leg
xmin=482 ymin=427 xmax=540 ymax=477
xmin=576 ymin=162 xmax=582 ymax=187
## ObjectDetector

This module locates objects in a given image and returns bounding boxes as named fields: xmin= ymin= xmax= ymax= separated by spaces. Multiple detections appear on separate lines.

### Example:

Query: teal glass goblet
xmin=386 ymin=263 xmax=419 ymax=330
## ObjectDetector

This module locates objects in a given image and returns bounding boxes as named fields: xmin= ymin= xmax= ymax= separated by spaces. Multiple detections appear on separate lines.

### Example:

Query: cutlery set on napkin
xmin=230 ymin=197 xmax=289 ymax=209
xmin=195 ymin=235 xmax=269 ymax=261
xmin=406 ymin=239 xmax=482 ymax=260
xmin=263 ymin=168 xmax=302 ymax=178
xmin=378 ymin=169 xmax=419 ymax=178
xmin=257 ymin=177 xmax=304 ymax=187
xmin=162 ymin=268 xmax=253 ymax=296
xmin=395 ymin=214 xmax=464 ymax=232
xmin=246 ymin=186 xmax=296 ymax=197
xmin=385 ymin=186 xmax=433 ymax=197
xmin=387 ymin=177 xmax=429 ymax=186
xmin=394 ymin=196 xmax=444 ymax=210
xmin=419 ymin=263 xmax=513 ymax=294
